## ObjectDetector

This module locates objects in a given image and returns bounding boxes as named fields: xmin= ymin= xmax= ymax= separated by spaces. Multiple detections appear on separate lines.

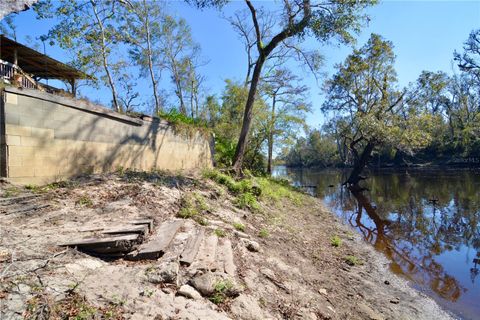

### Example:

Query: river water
xmin=273 ymin=166 xmax=480 ymax=320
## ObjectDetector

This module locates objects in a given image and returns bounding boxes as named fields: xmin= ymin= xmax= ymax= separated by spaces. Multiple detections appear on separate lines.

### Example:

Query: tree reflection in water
xmin=276 ymin=167 xmax=480 ymax=317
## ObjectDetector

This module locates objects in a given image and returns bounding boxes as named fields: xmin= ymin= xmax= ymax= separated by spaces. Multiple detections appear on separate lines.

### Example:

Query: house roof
xmin=0 ymin=35 xmax=90 ymax=80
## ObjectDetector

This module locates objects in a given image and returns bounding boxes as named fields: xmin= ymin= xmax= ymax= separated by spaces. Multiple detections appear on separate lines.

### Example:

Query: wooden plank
xmin=59 ymin=234 xmax=139 ymax=254
xmin=5 ymin=204 xmax=49 ymax=215
xmin=129 ymin=219 xmax=154 ymax=232
xmin=102 ymin=224 xmax=149 ymax=235
xmin=190 ymin=234 xmax=218 ymax=271
xmin=126 ymin=220 xmax=183 ymax=261
xmin=0 ymin=194 xmax=40 ymax=203
xmin=180 ymin=228 xmax=205 ymax=266
xmin=219 ymin=239 xmax=236 ymax=276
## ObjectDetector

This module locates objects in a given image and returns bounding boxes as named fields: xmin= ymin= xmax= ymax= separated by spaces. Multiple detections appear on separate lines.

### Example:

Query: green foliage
xmin=258 ymin=228 xmax=269 ymax=238
xmin=209 ymin=279 xmax=234 ymax=304
xmin=177 ymin=192 xmax=209 ymax=222
xmin=233 ymin=192 xmax=259 ymax=211
xmin=345 ymin=255 xmax=362 ymax=266
xmin=284 ymin=128 xmax=342 ymax=168
xmin=213 ymin=228 xmax=226 ymax=237
xmin=330 ymin=236 xmax=342 ymax=247
xmin=233 ymin=222 xmax=246 ymax=232
xmin=76 ymin=195 xmax=93 ymax=207
xmin=214 ymin=137 xmax=236 ymax=168
xmin=2 ymin=186 xmax=20 ymax=198
xmin=256 ymin=177 xmax=302 ymax=205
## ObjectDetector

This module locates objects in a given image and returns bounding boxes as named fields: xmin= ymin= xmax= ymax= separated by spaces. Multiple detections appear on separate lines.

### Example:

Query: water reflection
xmin=274 ymin=167 xmax=480 ymax=320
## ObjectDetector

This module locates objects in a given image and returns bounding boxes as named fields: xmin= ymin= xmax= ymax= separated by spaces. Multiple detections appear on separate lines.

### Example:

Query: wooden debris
xmin=190 ymin=235 xmax=218 ymax=271
xmin=0 ymin=194 xmax=41 ymax=203
xmin=5 ymin=204 xmax=50 ymax=215
xmin=129 ymin=219 xmax=154 ymax=232
xmin=180 ymin=228 xmax=205 ymax=266
xmin=126 ymin=220 xmax=183 ymax=260
xmin=102 ymin=224 xmax=149 ymax=235
xmin=219 ymin=239 xmax=236 ymax=276
xmin=59 ymin=234 xmax=140 ymax=254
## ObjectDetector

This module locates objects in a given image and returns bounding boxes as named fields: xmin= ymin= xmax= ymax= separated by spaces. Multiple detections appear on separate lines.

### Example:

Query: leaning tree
xmin=188 ymin=0 xmax=377 ymax=174
xmin=322 ymin=34 xmax=433 ymax=186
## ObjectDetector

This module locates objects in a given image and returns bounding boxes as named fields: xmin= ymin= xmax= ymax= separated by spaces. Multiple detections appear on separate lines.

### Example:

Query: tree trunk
xmin=345 ymin=142 xmax=375 ymax=186
xmin=267 ymin=133 xmax=273 ymax=175
xmin=267 ymin=93 xmax=276 ymax=175
xmin=143 ymin=0 xmax=160 ymax=114
xmin=91 ymin=0 xmax=120 ymax=113
xmin=232 ymin=55 xmax=265 ymax=174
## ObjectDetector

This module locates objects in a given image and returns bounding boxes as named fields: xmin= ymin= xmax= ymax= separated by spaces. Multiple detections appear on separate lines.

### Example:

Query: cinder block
xmin=31 ymin=127 xmax=54 ymax=139
xmin=5 ymin=93 xmax=17 ymax=105
xmin=5 ymin=124 xmax=32 ymax=137
xmin=4 ymin=112 xmax=20 ymax=125
xmin=8 ymin=155 xmax=23 ymax=167
xmin=8 ymin=145 xmax=36 ymax=157
xmin=5 ymin=135 xmax=21 ymax=146
xmin=8 ymin=166 xmax=34 ymax=178
xmin=19 ymin=116 xmax=44 ymax=127
xmin=21 ymin=136 xmax=49 ymax=147
xmin=34 ymin=166 xmax=59 ymax=177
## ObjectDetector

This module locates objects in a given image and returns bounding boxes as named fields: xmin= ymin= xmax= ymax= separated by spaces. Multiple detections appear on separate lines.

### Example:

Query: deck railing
xmin=0 ymin=59 xmax=67 ymax=95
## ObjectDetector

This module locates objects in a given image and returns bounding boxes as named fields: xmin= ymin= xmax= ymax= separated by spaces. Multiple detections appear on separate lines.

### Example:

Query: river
xmin=273 ymin=166 xmax=480 ymax=320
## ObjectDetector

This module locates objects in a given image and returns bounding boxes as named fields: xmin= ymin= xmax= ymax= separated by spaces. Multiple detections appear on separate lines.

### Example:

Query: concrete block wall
xmin=0 ymin=87 xmax=214 ymax=185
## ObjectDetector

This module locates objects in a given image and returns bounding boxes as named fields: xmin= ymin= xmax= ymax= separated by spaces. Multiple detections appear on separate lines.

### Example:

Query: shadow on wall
xmin=2 ymin=87 xmax=214 ymax=184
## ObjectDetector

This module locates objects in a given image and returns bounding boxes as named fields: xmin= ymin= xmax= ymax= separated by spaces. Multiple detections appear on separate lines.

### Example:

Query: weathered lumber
xmin=59 ymin=234 xmax=139 ymax=254
xmin=126 ymin=220 xmax=183 ymax=260
xmin=218 ymin=239 xmax=236 ymax=276
xmin=190 ymin=235 xmax=218 ymax=271
xmin=102 ymin=224 xmax=149 ymax=235
xmin=0 ymin=194 xmax=41 ymax=203
xmin=180 ymin=228 xmax=205 ymax=266
xmin=5 ymin=204 xmax=50 ymax=215
xmin=129 ymin=219 xmax=154 ymax=232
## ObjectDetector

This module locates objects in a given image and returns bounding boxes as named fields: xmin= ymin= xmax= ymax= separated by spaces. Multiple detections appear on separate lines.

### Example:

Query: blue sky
xmin=3 ymin=0 xmax=480 ymax=128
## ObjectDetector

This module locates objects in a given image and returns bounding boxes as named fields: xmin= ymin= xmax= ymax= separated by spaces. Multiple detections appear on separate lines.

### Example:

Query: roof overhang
xmin=0 ymin=34 xmax=90 ymax=80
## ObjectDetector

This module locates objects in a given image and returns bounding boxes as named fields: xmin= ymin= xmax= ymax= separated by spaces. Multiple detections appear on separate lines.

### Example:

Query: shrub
xmin=214 ymin=228 xmax=226 ymax=237
xmin=330 ymin=236 xmax=342 ymax=247
xmin=258 ymin=228 xmax=269 ymax=238
xmin=234 ymin=193 xmax=259 ymax=210
xmin=233 ymin=222 xmax=246 ymax=232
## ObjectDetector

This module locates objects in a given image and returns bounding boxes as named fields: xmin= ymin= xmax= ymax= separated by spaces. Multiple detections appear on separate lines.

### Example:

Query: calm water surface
xmin=273 ymin=166 xmax=480 ymax=320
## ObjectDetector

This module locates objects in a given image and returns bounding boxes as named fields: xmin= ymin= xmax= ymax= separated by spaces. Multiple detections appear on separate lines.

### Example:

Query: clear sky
xmin=3 ymin=0 xmax=480 ymax=128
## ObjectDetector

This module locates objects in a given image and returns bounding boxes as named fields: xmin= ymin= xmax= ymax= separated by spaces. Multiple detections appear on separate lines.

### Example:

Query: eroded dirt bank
xmin=0 ymin=171 xmax=454 ymax=319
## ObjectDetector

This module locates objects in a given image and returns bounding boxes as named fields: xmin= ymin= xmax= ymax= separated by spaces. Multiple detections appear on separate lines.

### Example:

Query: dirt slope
xmin=0 ymin=171 xmax=454 ymax=320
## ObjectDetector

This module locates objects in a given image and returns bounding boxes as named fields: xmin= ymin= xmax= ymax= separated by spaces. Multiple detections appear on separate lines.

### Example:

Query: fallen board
xmin=102 ymin=224 xmax=149 ymax=235
xmin=126 ymin=220 xmax=184 ymax=260
xmin=59 ymin=234 xmax=140 ymax=254
xmin=180 ymin=228 xmax=205 ymax=266
xmin=129 ymin=219 xmax=154 ymax=232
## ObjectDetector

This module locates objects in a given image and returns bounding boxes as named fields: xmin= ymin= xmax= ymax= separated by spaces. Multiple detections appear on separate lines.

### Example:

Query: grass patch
xmin=25 ymin=291 xmax=123 ymax=319
xmin=256 ymin=177 xmax=303 ymax=205
xmin=233 ymin=222 xmax=245 ymax=232
xmin=203 ymin=169 xmax=306 ymax=212
xmin=345 ymin=255 xmax=362 ymax=266
xmin=24 ymin=181 xmax=71 ymax=194
xmin=331 ymin=235 xmax=342 ymax=247
xmin=2 ymin=186 xmax=20 ymax=198
xmin=76 ymin=195 xmax=93 ymax=207
xmin=214 ymin=228 xmax=226 ymax=237
xmin=209 ymin=280 xmax=234 ymax=305
xmin=177 ymin=192 xmax=210 ymax=224
xmin=258 ymin=228 xmax=269 ymax=238
xmin=233 ymin=192 xmax=259 ymax=211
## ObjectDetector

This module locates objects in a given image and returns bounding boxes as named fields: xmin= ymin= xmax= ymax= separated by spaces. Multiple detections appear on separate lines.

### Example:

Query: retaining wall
xmin=0 ymin=87 xmax=214 ymax=185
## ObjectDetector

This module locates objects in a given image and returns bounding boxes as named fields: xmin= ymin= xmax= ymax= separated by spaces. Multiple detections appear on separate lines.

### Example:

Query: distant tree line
xmin=284 ymin=30 xmax=480 ymax=178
